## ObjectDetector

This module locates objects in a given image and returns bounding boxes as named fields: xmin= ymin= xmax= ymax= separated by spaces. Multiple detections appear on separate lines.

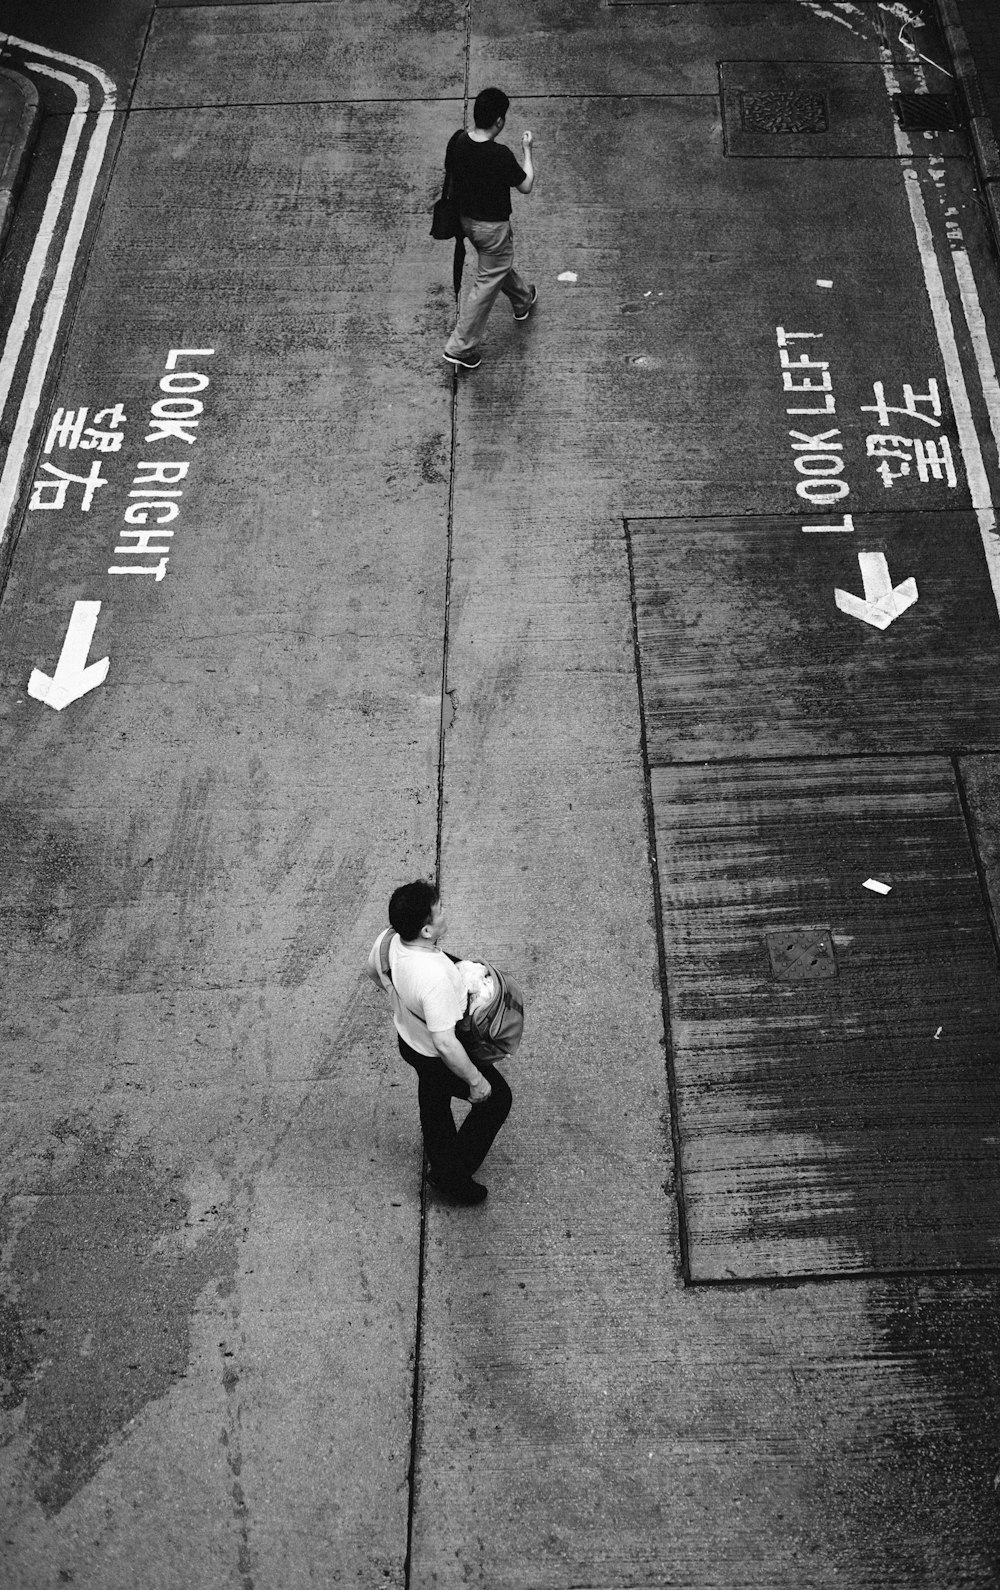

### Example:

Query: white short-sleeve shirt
xmin=369 ymin=930 xmax=466 ymax=1057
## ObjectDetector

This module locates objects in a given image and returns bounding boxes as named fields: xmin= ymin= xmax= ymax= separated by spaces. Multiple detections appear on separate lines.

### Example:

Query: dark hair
xmin=388 ymin=879 xmax=439 ymax=941
xmin=473 ymin=87 xmax=510 ymax=129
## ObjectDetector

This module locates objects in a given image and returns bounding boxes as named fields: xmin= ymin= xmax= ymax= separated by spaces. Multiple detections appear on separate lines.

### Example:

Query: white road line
xmin=896 ymin=172 xmax=998 ymax=607
xmin=899 ymin=169 xmax=1000 ymax=605
xmin=802 ymin=513 xmax=855 ymax=533
xmin=949 ymin=244 xmax=1000 ymax=475
xmin=0 ymin=33 xmax=116 ymax=98
xmin=0 ymin=70 xmax=85 ymax=421
xmin=0 ymin=37 xmax=117 ymax=547
xmin=879 ymin=50 xmax=1000 ymax=615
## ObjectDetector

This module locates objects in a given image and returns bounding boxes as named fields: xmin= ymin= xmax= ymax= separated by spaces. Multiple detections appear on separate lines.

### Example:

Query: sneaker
xmin=427 ymin=1171 xmax=488 ymax=1205
xmin=443 ymin=350 xmax=482 ymax=370
xmin=513 ymin=286 xmax=537 ymax=322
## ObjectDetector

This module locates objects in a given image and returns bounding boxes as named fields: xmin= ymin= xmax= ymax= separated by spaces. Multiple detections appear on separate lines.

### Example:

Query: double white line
xmin=880 ymin=47 xmax=1000 ymax=616
xmin=0 ymin=36 xmax=116 ymax=548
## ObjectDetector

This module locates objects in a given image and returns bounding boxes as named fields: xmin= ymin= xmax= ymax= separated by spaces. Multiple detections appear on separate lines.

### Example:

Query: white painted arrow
xmin=834 ymin=552 xmax=917 ymax=631
xmin=28 ymin=600 xmax=109 ymax=710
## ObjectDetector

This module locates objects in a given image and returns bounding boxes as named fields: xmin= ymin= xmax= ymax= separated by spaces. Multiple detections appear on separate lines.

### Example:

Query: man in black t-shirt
xmin=442 ymin=86 xmax=536 ymax=371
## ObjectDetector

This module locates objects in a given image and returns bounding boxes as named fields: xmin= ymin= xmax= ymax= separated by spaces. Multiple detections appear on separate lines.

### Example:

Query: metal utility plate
xmin=893 ymin=92 xmax=960 ymax=131
xmin=766 ymin=927 xmax=837 ymax=981
xmin=721 ymin=61 xmax=967 ymax=157
xmin=627 ymin=514 xmax=1000 ymax=762
xmin=652 ymin=757 xmax=1000 ymax=1281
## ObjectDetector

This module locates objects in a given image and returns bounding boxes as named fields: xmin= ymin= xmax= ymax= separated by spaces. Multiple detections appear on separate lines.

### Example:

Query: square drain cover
xmin=766 ymin=928 xmax=837 ymax=981
xmin=893 ymin=92 xmax=959 ymax=131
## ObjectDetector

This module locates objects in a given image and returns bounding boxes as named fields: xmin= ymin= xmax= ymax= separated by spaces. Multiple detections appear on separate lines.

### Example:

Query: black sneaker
xmin=427 ymin=1171 xmax=488 ymax=1205
xmin=513 ymin=286 xmax=537 ymax=322
xmin=443 ymin=350 xmax=482 ymax=370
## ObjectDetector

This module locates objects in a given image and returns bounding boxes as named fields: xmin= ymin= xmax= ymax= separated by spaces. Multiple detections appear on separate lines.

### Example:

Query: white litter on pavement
xmin=863 ymin=878 xmax=892 ymax=894
xmin=816 ymin=278 xmax=833 ymax=287
xmin=934 ymin=1026 xmax=943 ymax=1039
xmin=557 ymin=271 xmax=578 ymax=282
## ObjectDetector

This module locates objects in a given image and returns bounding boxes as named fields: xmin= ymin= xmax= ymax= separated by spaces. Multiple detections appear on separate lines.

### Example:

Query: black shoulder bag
xmin=430 ymin=129 xmax=463 ymax=239
xmin=430 ymin=130 xmax=466 ymax=298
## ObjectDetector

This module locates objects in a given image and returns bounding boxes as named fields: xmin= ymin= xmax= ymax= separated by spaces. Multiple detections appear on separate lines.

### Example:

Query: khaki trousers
xmin=444 ymin=217 xmax=532 ymax=357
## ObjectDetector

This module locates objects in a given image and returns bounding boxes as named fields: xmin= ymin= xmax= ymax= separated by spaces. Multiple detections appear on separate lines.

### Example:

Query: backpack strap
xmin=378 ymin=929 xmax=428 ymax=1026
xmin=378 ymin=927 xmax=396 ymax=985
xmin=443 ymin=128 xmax=464 ymax=197
xmin=444 ymin=127 xmax=464 ymax=175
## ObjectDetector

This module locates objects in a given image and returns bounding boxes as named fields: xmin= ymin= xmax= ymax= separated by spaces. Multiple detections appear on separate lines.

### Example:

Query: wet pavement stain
xmin=0 ymin=1119 xmax=236 ymax=1513
xmin=412 ymin=0 xmax=462 ymax=32
xmin=219 ymin=1328 xmax=255 ymax=1590
xmin=0 ymin=806 xmax=89 ymax=955
xmin=418 ymin=429 xmax=448 ymax=485
xmin=652 ymin=756 xmax=1000 ymax=1278
xmin=844 ymin=1277 xmax=1000 ymax=1580
xmin=0 ymin=1294 xmax=33 ymax=1412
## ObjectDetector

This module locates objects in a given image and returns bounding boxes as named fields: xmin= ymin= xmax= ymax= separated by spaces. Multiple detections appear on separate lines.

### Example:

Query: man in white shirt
xmin=367 ymin=879 xmax=512 ymax=1205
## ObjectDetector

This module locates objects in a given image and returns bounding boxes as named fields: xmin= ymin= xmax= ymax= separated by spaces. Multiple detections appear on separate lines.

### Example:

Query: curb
xmin=933 ymin=0 xmax=1000 ymax=255
xmin=0 ymin=66 xmax=39 ymax=257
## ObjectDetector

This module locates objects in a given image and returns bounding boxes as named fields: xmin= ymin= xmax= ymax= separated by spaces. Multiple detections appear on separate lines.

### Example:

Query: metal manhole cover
xmin=765 ymin=927 xmax=837 ymax=981
xmin=739 ymin=90 xmax=828 ymax=135
xmin=892 ymin=93 xmax=959 ymax=131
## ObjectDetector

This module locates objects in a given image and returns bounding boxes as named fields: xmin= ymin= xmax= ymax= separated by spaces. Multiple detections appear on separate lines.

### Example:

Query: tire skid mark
xmin=158 ymin=768 xmax=213 ymax=911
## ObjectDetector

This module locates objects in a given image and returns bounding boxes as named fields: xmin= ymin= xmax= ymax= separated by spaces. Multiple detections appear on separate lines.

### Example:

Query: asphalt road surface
xmin=2 ymin=2 xmax=1000 ymax=1587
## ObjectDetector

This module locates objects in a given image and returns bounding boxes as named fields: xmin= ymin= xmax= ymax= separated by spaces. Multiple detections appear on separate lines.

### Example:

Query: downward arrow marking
xmin=835 ymin=551 xmax=918 ymax=630
xmin=28 ymin=600 xmax=109 ymax=710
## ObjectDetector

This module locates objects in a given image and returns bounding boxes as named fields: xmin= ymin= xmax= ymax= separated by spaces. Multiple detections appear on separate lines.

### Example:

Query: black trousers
xmin=397 ymin=1036 xmax=512 ymax=1189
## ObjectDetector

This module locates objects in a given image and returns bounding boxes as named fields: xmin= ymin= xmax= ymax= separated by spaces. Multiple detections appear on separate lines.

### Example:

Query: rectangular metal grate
xmin=893 ymin=93 xmax=959 ymax=131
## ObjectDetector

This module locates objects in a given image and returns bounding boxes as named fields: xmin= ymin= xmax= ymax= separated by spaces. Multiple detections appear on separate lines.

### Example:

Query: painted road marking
xmin=949 ymin=237 xmax=1000 ymax=476
xmin=878 ymin=47 xmax=1000 ymax=618
xmin=835 ymin=551 xmax=917 ymax=629
xmin=802 ymin=514 xmax=855 ymax=533
xmin=0 ymin=37 xmax=116 ymax=548
xmin=0 ymin=70 xmax=86 ymax=422
xmin=27 ymin=599 xmax=108 ymax=710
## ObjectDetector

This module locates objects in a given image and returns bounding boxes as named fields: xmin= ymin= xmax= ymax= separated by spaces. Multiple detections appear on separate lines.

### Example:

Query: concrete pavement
xmin=0 ymin=67 xmax=38 ymax=255
xmin=2 ymin=4 xmax=1000 ymax=1589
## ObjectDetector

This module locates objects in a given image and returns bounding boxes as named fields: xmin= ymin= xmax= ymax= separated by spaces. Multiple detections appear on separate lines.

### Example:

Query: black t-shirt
xmin=446 ymin=130 xmax=525 ymax=221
